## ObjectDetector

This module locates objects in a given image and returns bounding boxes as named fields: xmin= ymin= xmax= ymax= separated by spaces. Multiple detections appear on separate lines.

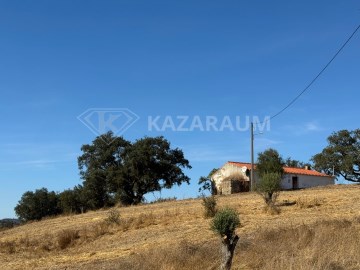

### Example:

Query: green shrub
xmin=256 ymin=172 xmax=281 ymax=206
xmin=211 ymin=207 xmax=240 ymax=270
xmin=211 ymin=207 xmax=240 ymax=238
xmin=202 ymin=196 xmax=217 ymax=218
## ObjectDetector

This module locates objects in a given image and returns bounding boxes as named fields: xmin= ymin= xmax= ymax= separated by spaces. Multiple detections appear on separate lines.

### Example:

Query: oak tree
xmin=78 ymin=132 xmax=191 ymax=206
xmin=312 ymin=129 xmax=360 ymax=182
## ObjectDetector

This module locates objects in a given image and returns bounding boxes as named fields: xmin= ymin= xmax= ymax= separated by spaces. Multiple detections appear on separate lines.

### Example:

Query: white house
xmin=212 ymin=161 xmax=334 ymax=195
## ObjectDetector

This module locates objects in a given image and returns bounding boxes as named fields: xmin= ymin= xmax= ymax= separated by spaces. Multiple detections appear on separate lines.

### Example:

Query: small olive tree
xmin=211 ymin=208 xmax=240 ymax=270
xmin=256 ymin=172 xmax=281 ymax=206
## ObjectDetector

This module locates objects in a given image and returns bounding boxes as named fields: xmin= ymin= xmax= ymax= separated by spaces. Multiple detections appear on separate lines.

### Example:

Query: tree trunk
xmin=265 ymin=192 xmax=273 ymax=205
xmin=211 ymin=182 xmax=218 ymax=195
xmin=220 ymin=235 xmax=239 ymax=270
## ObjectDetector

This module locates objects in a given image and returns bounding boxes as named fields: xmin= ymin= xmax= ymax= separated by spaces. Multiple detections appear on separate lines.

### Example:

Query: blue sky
xmin=0 ymin=0 xmax=359 ymax=218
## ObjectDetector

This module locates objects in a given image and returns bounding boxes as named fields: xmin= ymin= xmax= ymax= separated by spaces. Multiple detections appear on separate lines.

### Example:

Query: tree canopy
xmin=15 ymin=188 xmax=61 ymax=221
xmin=58 ymin=185 xmax=87 ymax=214
xmin=284 ymin=157 xmax=310 ymax=169
xmin=78 ymin=132 xmax=191 ymax=206
xmin=78 ymin=132 xmax=130 ymax=209
xmin=198 ymin=168 xmax=218 ymax=195
xmin=311 ymin=129 xmax=360 ymax=182
xmin=256 ymin=148 xmax=284 ymax=177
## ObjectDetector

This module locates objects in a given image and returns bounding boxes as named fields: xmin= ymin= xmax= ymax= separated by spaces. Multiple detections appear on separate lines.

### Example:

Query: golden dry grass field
xmin=1 ymin=184 xmax=360 ymax=270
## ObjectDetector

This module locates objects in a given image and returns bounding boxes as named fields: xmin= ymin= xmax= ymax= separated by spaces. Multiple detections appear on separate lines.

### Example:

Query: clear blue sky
xmin=1 ymin=0 xmax=359 ymax=218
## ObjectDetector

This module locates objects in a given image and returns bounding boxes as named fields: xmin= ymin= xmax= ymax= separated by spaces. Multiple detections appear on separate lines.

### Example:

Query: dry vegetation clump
xmin=105 ymin=209 xmax=121 ymax=225
xmin=17 ymin=235 xmax=32 ymax=248
xmin=132 ymin=212 xmax=157 ymax=229
xmin=1 ymin=235 xmax=52 ymax=255
xmin=118 ymin=212 xmax=158 ymax=231
xmin=0 ymin=241 xmax=16 ymax=254
xmin=352 ymin=215 xmax=360 ymax=223
xmin=296 ymin=197 xmax=324 ymax=209
xmin=202 ymin=196 xmax=217 ymax=218
xmin=90 ymin=221 xmax=112 ymax=238
xmin=57 ymin=229 xmax=80 ymax=249
xmin=262 ymin=204 xmax=281 ymax=215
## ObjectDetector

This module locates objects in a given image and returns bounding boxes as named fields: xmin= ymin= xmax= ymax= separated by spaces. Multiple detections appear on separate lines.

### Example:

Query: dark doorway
xmin=292 ymin=176 xmax=299 ymax=189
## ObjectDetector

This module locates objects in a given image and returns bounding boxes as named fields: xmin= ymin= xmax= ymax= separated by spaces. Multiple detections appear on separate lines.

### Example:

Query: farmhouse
xmin=212 ymin=161 xmax=334 ymax=195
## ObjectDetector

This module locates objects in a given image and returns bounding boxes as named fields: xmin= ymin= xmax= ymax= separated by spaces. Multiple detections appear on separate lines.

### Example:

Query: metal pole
xmin=250 ymin=122 xmax=254 ymax=191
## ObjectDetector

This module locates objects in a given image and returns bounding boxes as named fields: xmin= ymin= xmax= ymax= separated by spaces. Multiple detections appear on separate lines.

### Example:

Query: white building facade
xmin=212 ymin=161 xmax=334 ymax=194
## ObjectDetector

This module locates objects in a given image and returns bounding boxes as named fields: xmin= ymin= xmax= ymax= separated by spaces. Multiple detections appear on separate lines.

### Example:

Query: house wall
xmin=281 ymin=175 xmax=293 ymax=189
xmin=281 ymin=174 xmax=334 ymax=189
xmin=212 ymin=163 xmax=249 ymax=194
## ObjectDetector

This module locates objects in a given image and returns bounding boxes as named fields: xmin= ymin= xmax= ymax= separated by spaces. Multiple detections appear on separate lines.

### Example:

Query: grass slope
xmin=1 ymin=184 xmax=360 ymax=269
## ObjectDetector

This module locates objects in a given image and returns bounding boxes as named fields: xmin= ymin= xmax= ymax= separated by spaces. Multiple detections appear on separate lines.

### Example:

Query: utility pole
xmin=250 ymin=122 xmax=254 ymax=191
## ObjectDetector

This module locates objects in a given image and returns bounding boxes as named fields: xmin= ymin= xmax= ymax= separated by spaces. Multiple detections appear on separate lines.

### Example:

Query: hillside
xmin=1 ymin=184 xmax=360 ymax=270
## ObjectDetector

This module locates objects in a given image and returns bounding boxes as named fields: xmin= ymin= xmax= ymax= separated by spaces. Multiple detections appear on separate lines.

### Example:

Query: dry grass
xmin=45 ymin=217 xmax=360 ymax=270
xmin=57 ymin=229 xmax=80 ymax=249
xmin=296 ymin=196 xmax=324 ymax=209
xmin=0 ymin=241 xmax=16 ymax=254
xmin=202 ymin=196 xmax=218 ymax=218
xmin=243 ymin=217 xmax=360 ymax=270
xmin=263 ymin=204 xmax=281 ymax=215
xmin=80 ymin=218 xmax=360 ymax=270
xmin=1 ymin=184 xmax=360 ymax=269
xmin=104 ymin=209 xmax=121 ymax=225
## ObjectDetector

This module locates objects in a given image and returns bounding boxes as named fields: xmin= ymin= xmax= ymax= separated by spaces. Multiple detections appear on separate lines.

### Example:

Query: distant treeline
xmin=14 ymin=132 xmax=191 ymax=222
xmin=0 ymin=218 xmax=21 ymax=229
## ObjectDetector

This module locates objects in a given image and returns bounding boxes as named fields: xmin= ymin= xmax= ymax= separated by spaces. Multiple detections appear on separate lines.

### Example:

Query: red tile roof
xmin=227 ymin=161 xmax=332 ymax=178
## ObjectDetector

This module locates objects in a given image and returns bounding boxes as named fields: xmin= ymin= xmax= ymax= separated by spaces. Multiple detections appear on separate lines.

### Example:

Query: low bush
xmin=211 ymin=207 xmax=240 ymax=238
xmin=105 ymin=209 xmax=121 ymax=225
xmin=202 ymin=196 xmax=217 ymax=218
xmin=57 ymin=229 xmax=80 ymax=249
xmin=93 ymin=222 xmax=111 ymax=238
